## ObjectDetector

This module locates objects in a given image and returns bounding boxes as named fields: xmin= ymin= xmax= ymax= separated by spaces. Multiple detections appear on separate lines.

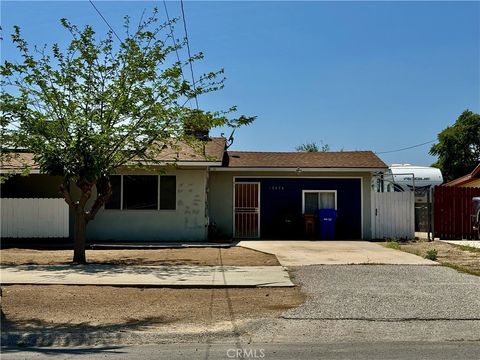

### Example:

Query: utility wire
xmin=163 ymin=0 xmax=186 ymax=83
xmin=375 ymin=140 xmax=436 ymax=154
xmin=180 ymin=0 xmax=199 ymax=109
xmin=89 ymin=0 xmax=122 ymax=42
xmin=163 ymin=0 xmax=192 ymax=108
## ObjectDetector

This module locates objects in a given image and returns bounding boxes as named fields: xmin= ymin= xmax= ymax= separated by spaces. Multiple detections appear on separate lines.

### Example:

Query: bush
xmin=425 ymin=249 xmax=438 ymax=261
xmin=385 ymin=240 xmax=400 ymax=250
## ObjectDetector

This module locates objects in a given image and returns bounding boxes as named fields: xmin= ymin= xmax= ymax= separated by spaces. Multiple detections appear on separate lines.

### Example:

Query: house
xmin=443 ymin=163 xmax=480 ymax=188
xmin=1 ymin=138 xmax=388 ymax=241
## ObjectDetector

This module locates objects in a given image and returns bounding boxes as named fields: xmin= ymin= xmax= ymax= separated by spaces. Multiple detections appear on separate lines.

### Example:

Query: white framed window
xmin=104 ymin=175 xmax=176 ymax=211
xmin=302 ymin=190 xmax=337 ymax=215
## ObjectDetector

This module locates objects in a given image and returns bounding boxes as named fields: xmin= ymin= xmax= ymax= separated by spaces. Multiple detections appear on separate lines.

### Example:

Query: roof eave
xmin=210 ymin=166 xmax=387 ymax=172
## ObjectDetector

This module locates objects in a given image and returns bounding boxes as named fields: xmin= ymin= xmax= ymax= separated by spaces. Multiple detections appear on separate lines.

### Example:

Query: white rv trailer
xmin=382 ymin=164 xmax=443 ymax=202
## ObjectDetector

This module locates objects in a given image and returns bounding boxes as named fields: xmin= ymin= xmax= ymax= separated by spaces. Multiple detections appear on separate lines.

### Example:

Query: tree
xmin=430 ymin=110 xmax=480 ymax=182
xmin=296 ymin=141 xmax=330 ymax=152
xmin=1 ymin=10 xmax=254 ymax=263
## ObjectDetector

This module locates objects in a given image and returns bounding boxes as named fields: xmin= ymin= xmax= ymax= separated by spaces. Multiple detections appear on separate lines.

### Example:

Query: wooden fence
xmin=434 ymin=186 xmax=480 ymax=240
xmin=1 ymin=198 xmax=69 ymax=238
xmin=371 ymin=192 xmax=415 ymax=240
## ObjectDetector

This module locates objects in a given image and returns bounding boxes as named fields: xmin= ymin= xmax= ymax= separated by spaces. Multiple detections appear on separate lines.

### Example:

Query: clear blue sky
xmin=2 ymin=1 xmax=479 ymax=166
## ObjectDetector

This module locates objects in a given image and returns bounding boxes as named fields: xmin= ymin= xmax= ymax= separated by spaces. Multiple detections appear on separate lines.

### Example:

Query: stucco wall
xmin=85 ymin=168 xmax=208 ymax=242
xmin=208 ymin=171 xmax=373 ymax=239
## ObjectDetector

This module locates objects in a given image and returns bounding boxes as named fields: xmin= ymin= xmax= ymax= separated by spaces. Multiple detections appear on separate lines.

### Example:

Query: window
xmin=104 ymin=175 xmax=176 ymax=211
xmin=104 ymin=175 xmax=121 ymax=209
xmin=123 ymin=175 xmax=158 ymax=210
xmin=302 ymin=190 xmax=337 ymax=214
xmin=304 ymin=192 xmax=319 ymax=215
xmin=160 ymin=176 xmax=176 ymax=210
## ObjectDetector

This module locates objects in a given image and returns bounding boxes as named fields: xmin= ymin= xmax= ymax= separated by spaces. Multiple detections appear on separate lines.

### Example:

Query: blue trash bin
xmin=318 ymin=208 xmax=337 ymax=240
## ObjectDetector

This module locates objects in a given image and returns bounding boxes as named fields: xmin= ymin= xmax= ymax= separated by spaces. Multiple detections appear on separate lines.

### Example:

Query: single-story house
xmin=443 ymin=163 xmax=480 ymax=188
xmin=1 ymin=137 xmax=388 ymax=241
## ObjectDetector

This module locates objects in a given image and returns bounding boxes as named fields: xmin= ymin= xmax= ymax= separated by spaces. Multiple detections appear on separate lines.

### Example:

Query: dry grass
xmin=399 ymin=240 xmax=480 ymax=276
xmin=0 ymin=247 xmax=280 ymax=266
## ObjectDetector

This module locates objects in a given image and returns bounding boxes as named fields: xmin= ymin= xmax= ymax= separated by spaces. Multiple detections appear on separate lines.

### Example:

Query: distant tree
xmin=296 ymin=141 xmax=330 ymax=152
xmin=0 ymin=10 xmax=254 ymax=263
xmin=430 ymin=110 xmax=480 ymax=182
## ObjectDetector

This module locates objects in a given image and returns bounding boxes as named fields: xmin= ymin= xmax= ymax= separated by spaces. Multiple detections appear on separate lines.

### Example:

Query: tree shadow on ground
xmin=1 ymin=307 xmax=173 ymax=350
xmin=0 ymin=264 xmax=251 ymax=281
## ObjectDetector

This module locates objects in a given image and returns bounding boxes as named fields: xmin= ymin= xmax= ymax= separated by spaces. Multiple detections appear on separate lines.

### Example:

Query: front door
xmin=234 ymin=182 xmax=260 ymax=239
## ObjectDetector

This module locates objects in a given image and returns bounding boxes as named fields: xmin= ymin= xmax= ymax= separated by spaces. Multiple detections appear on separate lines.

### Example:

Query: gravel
xmin=283 ymin=265 xmax=480 ymax=320
xmin=246 ymin=264 xmax=480 ymax=344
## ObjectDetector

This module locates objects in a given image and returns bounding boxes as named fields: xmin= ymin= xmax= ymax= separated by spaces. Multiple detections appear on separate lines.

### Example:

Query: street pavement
xmin=247 ymin=265 xmax=480 ymax=345
xmin=2 ymin=342 xmax=480 ymax=360
xmin=2 ymin=263 xmax=479 ymax=359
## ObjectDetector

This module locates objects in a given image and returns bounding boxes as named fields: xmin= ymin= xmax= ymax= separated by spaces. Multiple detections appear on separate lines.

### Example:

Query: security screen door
xmin=234 ymin=182 xmax=260 ymax=238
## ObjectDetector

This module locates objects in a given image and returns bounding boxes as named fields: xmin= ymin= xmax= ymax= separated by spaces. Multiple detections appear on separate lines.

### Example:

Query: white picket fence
xmin=371 ymin=192 xmax=415 ymax=240
xmin=1 ymin=198 xmax=69 ymax=238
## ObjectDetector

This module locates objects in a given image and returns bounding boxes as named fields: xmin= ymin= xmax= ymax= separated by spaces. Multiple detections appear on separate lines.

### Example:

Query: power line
xmin=88 ymin=0 xmax=122 ymax=42
xmin=163 ymin=0 xmax=192 ymax=108
xmin=162 ymin=0 xmax=185 ymax=83
xmin=179 ymin=0 xmax=199 ymax=109
xmin=375 ymin=140 xmax=436 ymax=155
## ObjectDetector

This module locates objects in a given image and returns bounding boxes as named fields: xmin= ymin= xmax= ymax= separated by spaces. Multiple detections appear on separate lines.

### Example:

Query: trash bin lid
xmin=318 ymin=208 xmax=336 ymax=219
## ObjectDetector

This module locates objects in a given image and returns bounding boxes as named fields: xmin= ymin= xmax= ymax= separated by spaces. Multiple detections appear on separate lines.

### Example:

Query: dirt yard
xmin=1 ymin=285 xmax=304 ymax=332
xmin=0 ymin=247 xmax=279 ymax=266
xmin=398 ymin=240 xmax=480 ymax=276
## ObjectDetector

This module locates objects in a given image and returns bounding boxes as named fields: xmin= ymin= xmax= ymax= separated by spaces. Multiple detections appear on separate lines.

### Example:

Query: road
xmin=2 ymin=342 xmax=480 ymax=360
xmin=2 ymin=264 xmax=480 ymax=358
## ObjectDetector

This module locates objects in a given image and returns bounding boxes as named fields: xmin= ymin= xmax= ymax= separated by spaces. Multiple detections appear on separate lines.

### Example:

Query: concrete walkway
xmin=0 ymin=264 xmax=293 ymax=287
xmin=439 ymin=240 xmax=480 ymax=249
xmin=239 ymin=241 xmax=437 ymax=266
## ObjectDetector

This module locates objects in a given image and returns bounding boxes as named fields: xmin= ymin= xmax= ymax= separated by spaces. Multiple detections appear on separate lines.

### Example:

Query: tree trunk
xmin=73 ymin=211 xmax=87 ymax=264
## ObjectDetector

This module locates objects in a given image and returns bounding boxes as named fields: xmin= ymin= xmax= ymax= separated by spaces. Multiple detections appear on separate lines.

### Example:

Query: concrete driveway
xmin=239 ymin=241 xmax=436 ymax=266
xmin=439 ymin=240 xmax=480 ymax=249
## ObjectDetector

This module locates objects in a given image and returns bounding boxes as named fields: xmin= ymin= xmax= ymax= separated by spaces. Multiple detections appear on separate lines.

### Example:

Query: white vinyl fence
xmin=371 ymin=192 xmax=415 ymax=240
xmin=1 ymin=198 xmax=69 ymax=238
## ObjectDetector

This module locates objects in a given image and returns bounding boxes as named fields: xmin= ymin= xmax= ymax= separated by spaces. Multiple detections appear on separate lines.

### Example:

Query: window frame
xmin=104 ymin=174 xmax=177 ymax=211
xmin=301 ymin=190 xmax=337 ymax=214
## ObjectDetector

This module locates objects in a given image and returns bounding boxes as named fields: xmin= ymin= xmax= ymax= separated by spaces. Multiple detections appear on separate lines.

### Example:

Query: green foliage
xmin=0 ymin=10 xmax=254 ymax=262
xmin=296 ymin=141 xmax=330 ymax=152
xmin=430 ymin=110 xmax=480 ymax=182
xmin=1 ymin=9 xmax=254 ymax=209
xmin=385 ymin=240 xmax=400 ymax=250
xmin=424 ymin=249 xmax=438 ymax=261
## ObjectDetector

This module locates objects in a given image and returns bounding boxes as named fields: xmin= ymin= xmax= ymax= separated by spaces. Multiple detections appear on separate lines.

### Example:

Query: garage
xmin=208 ymin=150 xmax=388 ymax=240
xmin=234 ymin=177 xmax=362 ymax=239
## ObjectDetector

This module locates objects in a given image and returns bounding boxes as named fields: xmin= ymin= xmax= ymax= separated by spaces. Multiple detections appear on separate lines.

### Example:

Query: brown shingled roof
xmin=142 ymin=137 xmax=226 ymax=163
xmin=0 ymin=152 xmax=36 ymax=170
xmin=1 ymin=137 xmax=226 ymax=170
xmin=225 ymin=151 xmax=387 ymax=169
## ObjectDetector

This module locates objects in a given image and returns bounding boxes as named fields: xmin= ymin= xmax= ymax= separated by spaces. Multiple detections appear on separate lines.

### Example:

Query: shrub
xmin=385 ymin=240 xmax=400 ymax=250
xmin=425 ymin=249 xmax=438 ymax=261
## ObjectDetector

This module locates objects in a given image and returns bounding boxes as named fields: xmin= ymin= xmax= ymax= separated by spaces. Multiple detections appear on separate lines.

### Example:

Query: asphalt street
xmin=2 ymin=264 xmax=480 ymax=358
xmin=2 ymin=342 xmax=480 ymax=360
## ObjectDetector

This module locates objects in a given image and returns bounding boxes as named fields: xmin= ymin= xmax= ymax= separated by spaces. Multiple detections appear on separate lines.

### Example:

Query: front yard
xmin=0 ymin=246 xmax=304 ymax=346
xmin=1 ymin=285 xmax=304 ymax=345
